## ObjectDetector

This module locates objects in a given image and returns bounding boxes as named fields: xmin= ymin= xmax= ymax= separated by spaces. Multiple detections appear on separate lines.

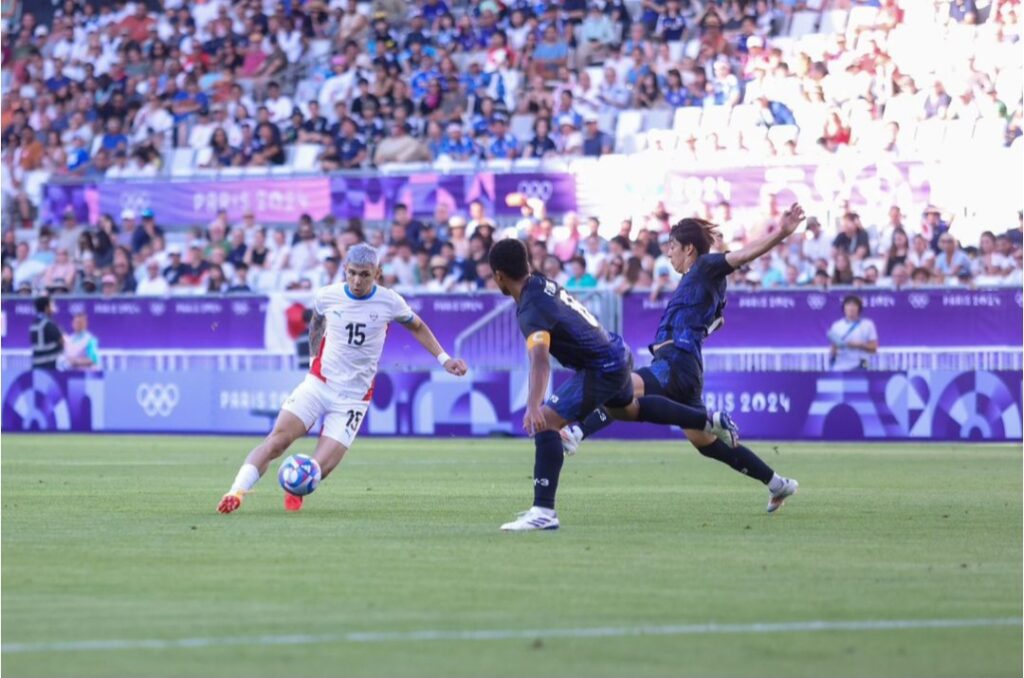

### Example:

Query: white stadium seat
xmin=509 ymin=114 xmax=536 ymax=143
xmin=614 ymin=109 xmax=645 ymax=141
xmin=788 ymin=11 xmax=820 ymax=39
xmin=819 ymin=9 xmax=848 ymax=35
xmin=643 ymin=109 xmax=673 ymax=131
xmin=700 ymin=105 xmax=731 ymax=136
xmin=673 ymin=107 xmax=702 ymax=138
xmin=169 ymin=148 xmax=196 ymax=177
xmin=291 ymin=144 xmax=321 ymax=173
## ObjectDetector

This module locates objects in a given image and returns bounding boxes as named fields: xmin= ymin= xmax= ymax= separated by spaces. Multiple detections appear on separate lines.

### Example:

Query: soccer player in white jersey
xmin=217 ymin=244 xmax=468 ymax=514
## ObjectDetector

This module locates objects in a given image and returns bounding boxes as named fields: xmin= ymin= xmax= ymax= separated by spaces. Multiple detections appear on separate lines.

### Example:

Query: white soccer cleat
xmin=560 ymin=425 xmax=583 ymax=456
xmin=767 ymin=477 xmax=799 ymax=513
xmin=707 ymin=410 xmax=740 ymax=447
xmin=500 ymin=506 xmax=560 ymax=531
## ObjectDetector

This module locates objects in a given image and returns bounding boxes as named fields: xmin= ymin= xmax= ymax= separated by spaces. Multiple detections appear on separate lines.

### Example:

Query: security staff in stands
xmin=30 ymin=296 xmax=64 ymax=370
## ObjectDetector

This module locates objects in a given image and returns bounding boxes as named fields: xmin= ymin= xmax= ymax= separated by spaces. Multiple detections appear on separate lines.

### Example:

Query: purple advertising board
xmin=5 ymin=289 xmax=1020 ymax=354
xmin=1 ymin=296 xmax=268 ymax=350
xmin=623 ymin=288 xmax=1024 ymax=350
xmin=3 ymin=366 xmax=1020 ymax=442
xmin=330 ymin=172 xmax=577 ymax=220
xmin=41 ymin=172 xmax=578 ymax=227
xmin=98 ymin=178 xmax=333 ymax=224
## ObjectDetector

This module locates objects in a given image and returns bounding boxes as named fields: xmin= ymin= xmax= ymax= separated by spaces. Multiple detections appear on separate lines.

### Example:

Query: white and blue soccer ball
xmin=277 ymin=454 xmax=322 ymax=496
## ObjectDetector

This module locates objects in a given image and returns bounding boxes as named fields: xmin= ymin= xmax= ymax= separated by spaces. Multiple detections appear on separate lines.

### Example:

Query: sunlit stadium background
xmin=1 ymin=0 xmax=1021 ymax=675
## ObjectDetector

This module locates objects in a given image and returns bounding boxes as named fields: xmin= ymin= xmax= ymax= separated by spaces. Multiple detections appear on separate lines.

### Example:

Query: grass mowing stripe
xmin=4 ymin=618 xmax=1020 ymax=653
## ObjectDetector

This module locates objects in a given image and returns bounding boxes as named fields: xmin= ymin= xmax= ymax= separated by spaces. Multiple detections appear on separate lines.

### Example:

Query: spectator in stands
xmin=827 ymin=295 xmax=878 ymax=371
xmin=565 ymin=256 xmax=598 ymax=289
xmin=907 ymin=233 xmax=936 ymax=271
xmin=597 ymin=67 xmax=631 ymax=112
xmin=974 ymin=231 xmax=1013 ymax=278
xmin=228 ymin=263 xmax=253 ymax=293
xmin=13 ymin=241 xmax=45 ymax=291
xmin=934 ymin=233 xmax=972 ymax=280
xmin=525 ymin=117 xmax=558 ymax=158
xmin=533 ymin=25 xmax=570 ymax=80
xmin=42 ymin=248 xmax=75 ymax=291
xmin=137 ymin=258 xmax=170 ymax=296
xmin=884 ymin=228 xmax=910 ymax=276
xmin=179 ymin=243 xmax=211 ymax=287
xmin=132 ymin=209 xmax=163 ymax=254
xmin=484 ymin=113 xmax=520 ymax=159
xmin=832 ymin=212 xmax=870 ymax=259
xmin=578 ymin=5 xmax=615 ymax=66
xmin=581 ymin=115 xmax=612 ymax=156
xmin=923 ymin=206 xmax=950 ymax=251
xmin=832 ymin=250 xmax=855 ymax=285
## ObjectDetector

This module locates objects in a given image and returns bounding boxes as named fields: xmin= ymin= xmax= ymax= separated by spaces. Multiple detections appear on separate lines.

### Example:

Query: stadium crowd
xmin=2 ymin=197 xmax=1021 ymax=296
xmin=2 ymin=0 xmax=1022 ymax=205
xmin=1 ymin=0 xmax=1021 ymax=296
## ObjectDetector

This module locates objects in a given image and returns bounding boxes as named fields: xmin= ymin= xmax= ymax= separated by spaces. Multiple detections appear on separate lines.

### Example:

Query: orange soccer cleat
xmin=217 ymin=491 xmax=245 ymax=514
xmin=284 ymin=493 xmax=304 ymax=512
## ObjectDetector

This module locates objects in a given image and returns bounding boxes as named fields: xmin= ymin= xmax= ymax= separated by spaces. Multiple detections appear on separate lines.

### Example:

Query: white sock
xmin=768 ymin=473 xmax=786 ymax=493
xmin=532 ymin=506 xmax=556 ymax=517
xmin=229 ymin=463 xmax=261 ymax=494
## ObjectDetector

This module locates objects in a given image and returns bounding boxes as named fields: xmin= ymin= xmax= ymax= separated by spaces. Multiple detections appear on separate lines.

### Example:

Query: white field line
xmin=2 ymin=617 xmax=1019 ymax=654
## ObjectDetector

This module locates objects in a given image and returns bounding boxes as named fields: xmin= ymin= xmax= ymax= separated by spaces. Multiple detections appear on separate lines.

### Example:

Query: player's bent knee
xmin=540 ymin=406 xmax=568 ymax=432
xmin=631 ymin=372 xmax=646 ymax=396
xmin=687 ymin=429 xmax=717 ymax=450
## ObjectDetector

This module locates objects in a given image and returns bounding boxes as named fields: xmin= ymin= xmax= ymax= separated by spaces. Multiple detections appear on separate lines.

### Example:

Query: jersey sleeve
xmin=387 ymin=289 xmax=415 ymax=324
xmin=699 ymin=253 xmax=735 ymax=281
xmin=517 ymin=298 xmax=555 ymax=338
xmin=312 ymin=288 xmax=328 ymax=315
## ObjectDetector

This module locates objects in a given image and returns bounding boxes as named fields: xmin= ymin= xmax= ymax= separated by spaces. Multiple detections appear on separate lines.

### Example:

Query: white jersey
xmin=311 ymin=284 xmax=414 ymax=399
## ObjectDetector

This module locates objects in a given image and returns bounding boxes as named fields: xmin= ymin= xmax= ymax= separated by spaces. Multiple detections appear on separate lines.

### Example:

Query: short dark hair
xmin=34 ymin=296 xmax=51 ymax=313
xmin=670 ymin=218 xmax=716 ymax=256
xmin=842 ymin=294 xmax=863 ymax=312
xmin=488 ymin=239 xmax=530 ymax=280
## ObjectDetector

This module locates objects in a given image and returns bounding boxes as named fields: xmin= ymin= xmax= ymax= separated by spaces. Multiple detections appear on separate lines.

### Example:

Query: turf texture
xmin=1 ymin=435 xmax=1021 ymax=677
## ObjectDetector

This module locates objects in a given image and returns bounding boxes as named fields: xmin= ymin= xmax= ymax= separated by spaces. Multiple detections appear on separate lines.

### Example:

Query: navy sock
xmin=533 ymin=430 xmax=564 ymax=509
xmin=696 ymin=439 xmax=775 ymax=484
xmin=636 ymin=395 xmax=707 ymax=431
xmin=579 ymin=407 xmax=613 ymax=439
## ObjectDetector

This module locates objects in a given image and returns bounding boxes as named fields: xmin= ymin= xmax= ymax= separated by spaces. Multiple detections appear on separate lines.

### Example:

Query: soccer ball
xmin=278 ymin=454 xmax=322 ymax=496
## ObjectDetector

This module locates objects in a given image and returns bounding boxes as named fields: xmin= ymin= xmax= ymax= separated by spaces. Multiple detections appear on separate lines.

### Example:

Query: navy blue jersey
xmin=653 ymin=253 xmax=734 ymax=360
xmin=517 ymin=274 xmax=626 ymax=372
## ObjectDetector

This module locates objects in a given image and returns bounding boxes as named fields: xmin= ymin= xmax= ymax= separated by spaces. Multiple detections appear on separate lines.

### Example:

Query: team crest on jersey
xmin=369 ymin=312 xmax=379 ymax=321
xmin=544 ymin=280 xmax=557 ymax=296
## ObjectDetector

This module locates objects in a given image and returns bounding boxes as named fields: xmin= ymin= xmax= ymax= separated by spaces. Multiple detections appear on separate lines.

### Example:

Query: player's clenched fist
xmin=444 ymin=358 xmax=468 ymax=376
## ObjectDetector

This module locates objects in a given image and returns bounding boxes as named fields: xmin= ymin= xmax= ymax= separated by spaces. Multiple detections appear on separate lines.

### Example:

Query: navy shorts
xmin=636 ymin=347 xmax=705 ymax=410
xmin=547 ymin=356 xmax=634 ymax=423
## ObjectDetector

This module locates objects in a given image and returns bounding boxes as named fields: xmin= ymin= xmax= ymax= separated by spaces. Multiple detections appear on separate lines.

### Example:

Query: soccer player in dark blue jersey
xmin=488 ymin=238 xmax=733 ymax=531
xmin=563 ymin=204 xmax=806 ymax=513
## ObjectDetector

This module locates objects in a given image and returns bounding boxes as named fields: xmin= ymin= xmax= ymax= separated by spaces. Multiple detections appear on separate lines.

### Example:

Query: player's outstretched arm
xmin=398 ymin=314 xmax=468 ymax=376
xmin=524 ymin=331 xmax=552 ymax=435
xmin=725 ymin=203 xmax=806 ymax=269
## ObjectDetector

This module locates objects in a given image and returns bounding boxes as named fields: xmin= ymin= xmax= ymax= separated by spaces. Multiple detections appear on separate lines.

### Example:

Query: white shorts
xmin=281 ymin=375 xmax=369 ymax=447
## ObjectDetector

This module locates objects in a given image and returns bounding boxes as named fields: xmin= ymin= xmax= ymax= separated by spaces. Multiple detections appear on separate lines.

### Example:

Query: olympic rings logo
xmin=806 ymin=294 xmax=827 ymax=310
xmin=119 ymin=191 xmax=152 ymax=214
xmin=136 ymin=383 xmax=180 ymax=417
xmin=515 ymin=180 xmax=554 ymax=201
xmin=908 ymin=293 xmax=930 ymax=310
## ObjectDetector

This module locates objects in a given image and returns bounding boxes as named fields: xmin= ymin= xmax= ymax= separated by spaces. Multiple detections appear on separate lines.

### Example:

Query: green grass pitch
xmin=2 ymin=435 xmax=1021 ymax=678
